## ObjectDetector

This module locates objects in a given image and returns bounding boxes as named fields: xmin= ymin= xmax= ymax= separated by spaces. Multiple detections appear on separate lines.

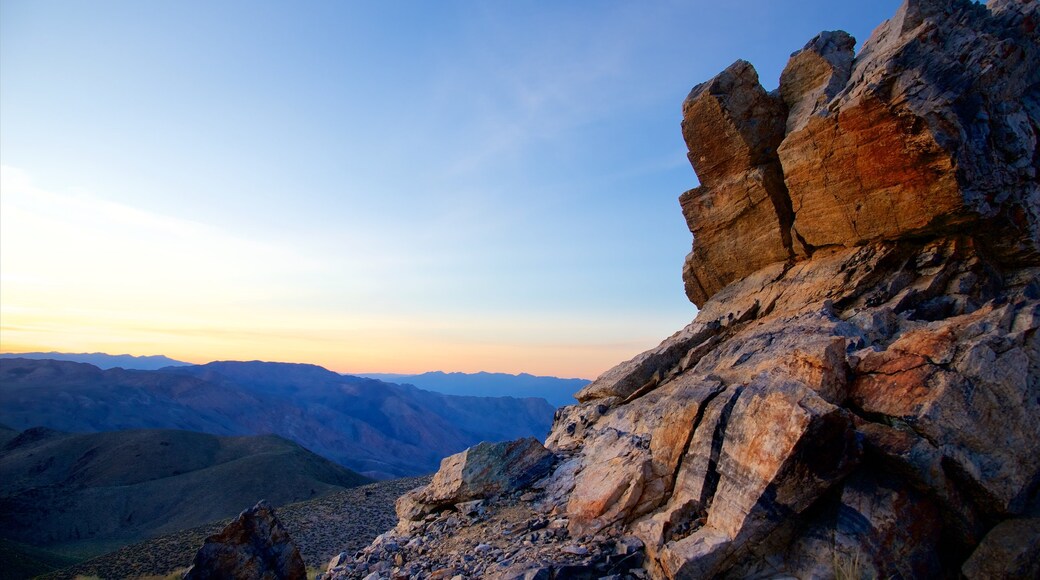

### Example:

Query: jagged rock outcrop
xmin=326 ymin=1 xmax=1039 ymax=578
xmin=681 ymin=0 xmax=1040 ymax=306
xmin=184 ymin=500 xmax=306 ymax=580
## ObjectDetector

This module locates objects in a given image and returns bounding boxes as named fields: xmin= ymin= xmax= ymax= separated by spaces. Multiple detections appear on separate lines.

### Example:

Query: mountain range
xmin=0 ymin=352 xmax=589 ymax=405
xmin=358 ymin=371 xmax=589 ymax=407
xmin=0 ymin=358 xmax=555 ymax=479
xmin=0 ymin=352 xmax=189 ymax=370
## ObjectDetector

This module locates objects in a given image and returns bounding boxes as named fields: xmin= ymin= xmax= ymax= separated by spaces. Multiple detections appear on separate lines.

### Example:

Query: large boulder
xmin=183 ymin=500 xmax=306 ymax=580
xmin=395 ymin=438 xmax=555 ymax=522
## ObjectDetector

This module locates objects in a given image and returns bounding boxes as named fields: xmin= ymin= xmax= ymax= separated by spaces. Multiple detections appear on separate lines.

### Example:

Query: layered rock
xmin=184 ymin=500 xmax=306 ymax=580
xmin=680 ymin=0 xmax=1040 ymax=307
xmin=327 ymin=1 xmax=1040 ymax=578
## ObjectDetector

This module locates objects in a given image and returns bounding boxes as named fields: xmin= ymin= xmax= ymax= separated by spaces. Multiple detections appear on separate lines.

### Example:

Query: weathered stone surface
xmin=851 ymin=300 xmax=1040 ymax=515
xmin=184 ymin=500 xmax=306 ymax=580
xmin=679 ymin=60 xmax=793 ymax=306
xmin=780 ymin=30 xmax=855 ymax=134
xmin=780 ymin=0 xmax=1040 ymax=257
xmin=395 ymin=438 xmax=555 ymax=522
xmin=658 ymin=383 xmax=859 ymax=579
xmin=565 ymin=375 xmax=724 ymax=535
xmin=962 ymin=515 xmax=1040 ymax=580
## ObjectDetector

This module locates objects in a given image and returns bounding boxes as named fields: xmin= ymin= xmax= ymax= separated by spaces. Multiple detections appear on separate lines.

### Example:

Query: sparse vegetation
xmin=39 ymin=476 xmax=428 ymax=579
xmin=833 ymin=549 xmax=863 ymax=580
xmin=132 ymin=567 xmax=190 ymax=580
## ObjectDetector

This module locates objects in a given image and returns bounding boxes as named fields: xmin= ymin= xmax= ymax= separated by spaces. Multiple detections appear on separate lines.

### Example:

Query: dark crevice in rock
xmin=664 ymin=385 xmax=729 ymax=510
xmin=844 ymin=401 xmax=943 ymax=451
xmin=762 ymin=157 xmax=798 ymax=261
xmin=698 ymin=387 xmax=744 ymax=511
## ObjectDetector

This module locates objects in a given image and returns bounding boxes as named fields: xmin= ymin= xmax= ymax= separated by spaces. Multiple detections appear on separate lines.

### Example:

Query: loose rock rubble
xmin=323 ymin=443 xmax=648 ymax=580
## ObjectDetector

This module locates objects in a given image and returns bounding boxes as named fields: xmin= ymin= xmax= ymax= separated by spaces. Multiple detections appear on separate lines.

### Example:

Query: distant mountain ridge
xmin=0 ymin=425 xmax=370 ymax=576
xmin=0 ymin=358 xmax=555 ymax=479
xmin=0 ymin=351 xmax=189 ymax=370
xmin=355 ymin=370 xmax=590 ymax=407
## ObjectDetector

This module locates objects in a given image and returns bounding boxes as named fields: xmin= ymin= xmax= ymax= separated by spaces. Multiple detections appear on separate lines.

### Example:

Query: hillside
xmin=360 ymin=371 xmax=590 ymax=407
xmin=0 ymin=427 xmax=370 ymax=576
xmin=42 ymin=476 xmax=429 ymax=580
xmin=0 ymin=358 xmax=555 ymax=478
xmin=0 ymin=352 xmax=189 ymax=370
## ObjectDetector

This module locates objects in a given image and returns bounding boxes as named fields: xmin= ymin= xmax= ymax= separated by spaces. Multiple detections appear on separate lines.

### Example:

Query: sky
xmin=0 ymin=0 xmax=903 ymax=379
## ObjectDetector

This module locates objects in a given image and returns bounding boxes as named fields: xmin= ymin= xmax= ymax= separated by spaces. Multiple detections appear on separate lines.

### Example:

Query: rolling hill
xmin=0 ymin=426 xmax=370 ymax=577
xmin=41 ymin=476 xmax=430 ymax=580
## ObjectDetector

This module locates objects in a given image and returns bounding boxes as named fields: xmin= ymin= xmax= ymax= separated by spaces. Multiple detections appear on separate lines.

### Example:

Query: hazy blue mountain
xmin=356 ymin=373 xmax=413 ymax=382
xmin=0 ymin=426 xmax=369 ymax=568
xmin=0 ymin=358 xmax=555 ymax=479
xmin=355 ymin=371 xmax=590 ymax=407
xmin=0 ymin=351 xmax=189 ymax=370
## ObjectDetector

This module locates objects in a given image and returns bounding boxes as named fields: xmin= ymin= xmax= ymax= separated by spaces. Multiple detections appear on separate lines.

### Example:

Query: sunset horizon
xmin=1 ymin=0 xmax=902 ymax=381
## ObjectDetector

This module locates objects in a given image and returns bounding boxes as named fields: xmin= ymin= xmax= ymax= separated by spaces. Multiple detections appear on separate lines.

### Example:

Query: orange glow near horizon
xmin=0 ymin=165 xmax=688 ymax=380
xmin=0 ymin=316 xmax=653 ymax=379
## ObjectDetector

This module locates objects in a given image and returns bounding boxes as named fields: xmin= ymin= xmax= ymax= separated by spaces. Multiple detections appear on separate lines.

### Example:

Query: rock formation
xmin=184 ymin=500 xmax=307 ymax=580
xmin=326 ymin=0 xmax=1039 ymax=578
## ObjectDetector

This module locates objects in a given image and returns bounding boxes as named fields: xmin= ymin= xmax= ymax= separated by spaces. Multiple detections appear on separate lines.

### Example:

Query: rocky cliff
xmin=325 ymin=1 xmax=1040 ymax=578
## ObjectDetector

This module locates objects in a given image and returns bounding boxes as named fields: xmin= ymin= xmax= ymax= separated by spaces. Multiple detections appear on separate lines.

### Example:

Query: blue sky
xmin=0 ymin=0 xmax=903 ymax=378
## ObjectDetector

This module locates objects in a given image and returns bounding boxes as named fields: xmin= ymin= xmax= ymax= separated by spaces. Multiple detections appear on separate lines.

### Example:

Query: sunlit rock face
xmin=326 ymin=1 xmax=1040 ymax=578
xmin=680 ymin=0 xmax=1040 ymax=307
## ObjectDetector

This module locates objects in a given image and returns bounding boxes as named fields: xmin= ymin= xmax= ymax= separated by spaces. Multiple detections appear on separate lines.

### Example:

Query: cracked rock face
xmin=327 ymin=1 xmax=1039 ymax=578
xmin=681 ymin=0 xmax=1040 ymax=307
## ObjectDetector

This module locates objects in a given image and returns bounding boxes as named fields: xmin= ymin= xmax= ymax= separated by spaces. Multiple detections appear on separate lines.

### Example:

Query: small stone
xmin=562 ymin=545 xmax=589 ymax=556
xmin=455 ymin=499 xmax=485 ymax=516
xmin=328 ymin=552 xmax=349 ymax=569
xmin=615 ymin=536 xmax=643 ymax=556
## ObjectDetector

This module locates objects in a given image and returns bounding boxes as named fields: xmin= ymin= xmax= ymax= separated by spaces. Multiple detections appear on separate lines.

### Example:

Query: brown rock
xmin=183 ymin=500 xmax=306 ymax=580
xmin=962 ymin=516 xmax=1040 ymax=580
xmin=396 ymin=438 xmax=555 ymax=522
xmin=679 ymin=60 xmax=794 ymax=306
xmin=658 ymin=383 xmax=859 ymax=578
xmin=767 ymin=471 xmax=945 ymax=579
xmin=779 ymin=30 xmax=855 ymax=134
xmin=851 ymin=300 xmax=1040 ymax=515
xmin=566 ymin=375 xmax=724 ymax=535
xmin=779 ymin=0 xmax=1040 ymax=257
